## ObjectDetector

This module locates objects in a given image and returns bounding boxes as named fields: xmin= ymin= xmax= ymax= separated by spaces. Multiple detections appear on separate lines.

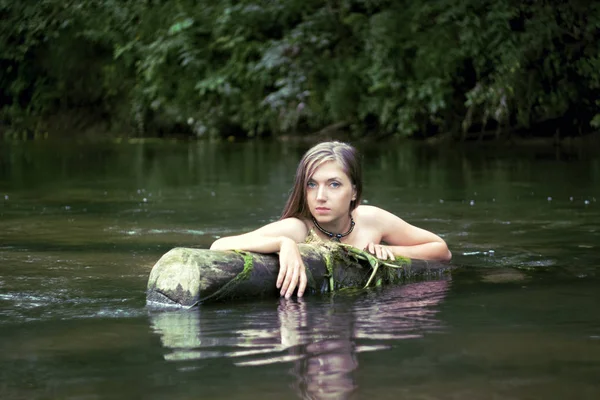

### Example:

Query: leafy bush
xmin=1 ymin=0 xmax=598 ymax=139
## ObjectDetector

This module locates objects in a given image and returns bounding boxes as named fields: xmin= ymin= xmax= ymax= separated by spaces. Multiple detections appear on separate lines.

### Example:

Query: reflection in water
xmin=278 ymin=297 xmax=358 ymax=400
xmin=150 ymin=311 xmax=209 ymax=362
xmin=149 ymin=278 xmax=450 ymax=399
xmin=353 ymin=279 xmax=450 ymax=341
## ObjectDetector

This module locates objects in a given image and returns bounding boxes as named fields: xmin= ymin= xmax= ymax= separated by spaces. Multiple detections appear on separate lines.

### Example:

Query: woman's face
xmin=305 ymin=161 xmax=356 ymax=223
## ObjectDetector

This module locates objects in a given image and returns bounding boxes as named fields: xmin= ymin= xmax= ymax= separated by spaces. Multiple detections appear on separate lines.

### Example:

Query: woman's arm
xmin=364 ymin=206 xmax=452 ymax=261
xmin=209 ymin=218 xmax=310 ymax=298
xmin=210 ymin=217 xmax=308 ymax=252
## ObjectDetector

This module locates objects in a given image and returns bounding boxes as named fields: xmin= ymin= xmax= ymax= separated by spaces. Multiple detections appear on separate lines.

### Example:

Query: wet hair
xmin=280 ymin=141 xmax=363 ymax=220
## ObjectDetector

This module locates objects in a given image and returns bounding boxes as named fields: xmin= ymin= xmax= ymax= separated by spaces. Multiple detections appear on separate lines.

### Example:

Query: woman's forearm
xmin=210 ymin=234 xmax=290 ymax=254
xmin=389 ymin=241 xmax=451 ymax=261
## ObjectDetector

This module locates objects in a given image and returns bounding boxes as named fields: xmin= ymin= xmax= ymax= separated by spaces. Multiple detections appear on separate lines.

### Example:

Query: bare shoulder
xmin=355 ymin=204 xmax=379 ymax=218
xmin=355 ymin=205 xmax=403 ymax=224
xmin=279 ymin=217 xmax=310 ymax=234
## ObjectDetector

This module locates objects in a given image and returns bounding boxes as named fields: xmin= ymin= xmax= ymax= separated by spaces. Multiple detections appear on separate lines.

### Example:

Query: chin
xmin=313 ymin=214 xmax=337 ymax=223
xmin=311 ymin=213 xmax=330 ymax=221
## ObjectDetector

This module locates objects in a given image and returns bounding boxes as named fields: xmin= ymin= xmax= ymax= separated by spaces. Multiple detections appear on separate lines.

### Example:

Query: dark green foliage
xmin=1 ymin=0 xmax=599 ymax=138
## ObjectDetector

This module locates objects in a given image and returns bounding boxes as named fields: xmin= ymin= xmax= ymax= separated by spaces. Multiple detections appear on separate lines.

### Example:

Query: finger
xmin=297 ymin=268 xmax=308 ymax=297
xmin=281 ymin=261 xmax=298 ymax=296
xmin=276 ymin=261 xmax=287 ymax=289
xmin=387 ymin=247 xmax=395 ymax=261
xmin=381 ymin=246 xmax=389 ymax=260
xmin=285 ymin=266 xmax=300 ymax=299
xmin=280 ymin=263 xmax=293 ymax=295
xmin=375 ymin=246 xmax=383 ymax=260
xmin=367 ymin=242 xmax=375 ymax=254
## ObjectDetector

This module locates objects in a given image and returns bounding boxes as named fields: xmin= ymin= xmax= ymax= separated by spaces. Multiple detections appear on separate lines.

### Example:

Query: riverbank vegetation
xmin=1 ymin=0 xmax=599 ymax=141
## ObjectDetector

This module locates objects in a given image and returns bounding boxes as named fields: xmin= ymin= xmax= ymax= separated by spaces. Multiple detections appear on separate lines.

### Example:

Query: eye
xmin=330 ymin=181 xmax=340 ymax=188
xmin=307 ymin=181 xmax=317 ymax=189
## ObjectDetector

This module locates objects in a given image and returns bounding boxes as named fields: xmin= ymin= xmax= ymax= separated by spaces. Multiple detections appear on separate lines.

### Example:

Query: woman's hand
xmin=276 ymin=238 xmax=307 ymax=299
xmin=364 ymin=242 xmax=395 ymax=261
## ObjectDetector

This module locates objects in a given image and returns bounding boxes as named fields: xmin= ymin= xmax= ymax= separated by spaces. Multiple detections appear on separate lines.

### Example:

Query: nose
xmin=316 ymin=185 xmax=326 ymax=201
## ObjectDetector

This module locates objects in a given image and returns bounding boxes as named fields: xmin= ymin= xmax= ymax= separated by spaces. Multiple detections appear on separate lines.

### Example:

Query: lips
xmin=315 ymin=207 xmax=330 ymax=214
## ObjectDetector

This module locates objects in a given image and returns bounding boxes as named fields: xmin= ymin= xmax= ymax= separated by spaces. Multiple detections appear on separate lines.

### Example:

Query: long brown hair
xmin=280 ymin=141 xmax=363 ymax=220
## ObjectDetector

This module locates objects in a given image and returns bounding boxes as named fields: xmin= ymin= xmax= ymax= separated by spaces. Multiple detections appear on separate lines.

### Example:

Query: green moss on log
xmin=198 ymin=250 xmax=255 ymax=302
xmin=146 ymin=244 xmax=452 ymax=307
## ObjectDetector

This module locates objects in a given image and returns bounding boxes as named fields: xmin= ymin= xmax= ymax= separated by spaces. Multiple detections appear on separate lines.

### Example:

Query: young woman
xmin=210 ymin=141 xmax=451 ymax=299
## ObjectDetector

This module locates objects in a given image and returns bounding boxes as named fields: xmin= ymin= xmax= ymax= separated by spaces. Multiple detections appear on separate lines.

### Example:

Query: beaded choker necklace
xmin=312 ymin=216 xmax=355 ymax=242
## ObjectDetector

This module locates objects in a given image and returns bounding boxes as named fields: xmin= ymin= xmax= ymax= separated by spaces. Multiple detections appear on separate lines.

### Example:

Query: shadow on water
xmin=149 ymin=279 xmax=450 ymax=399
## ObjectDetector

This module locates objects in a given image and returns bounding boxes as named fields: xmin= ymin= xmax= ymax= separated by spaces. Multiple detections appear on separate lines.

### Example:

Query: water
xmin=1 ymin=140 xmax=599 ymax=399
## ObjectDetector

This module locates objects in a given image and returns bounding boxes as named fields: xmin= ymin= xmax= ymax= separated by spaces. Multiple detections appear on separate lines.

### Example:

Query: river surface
xmin=1 ymin=140 xmax=599 ymax=399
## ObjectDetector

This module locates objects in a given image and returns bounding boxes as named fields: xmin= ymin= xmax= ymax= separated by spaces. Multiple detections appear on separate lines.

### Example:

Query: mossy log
xmin=146 ymin=243 xmax=452 ymax=307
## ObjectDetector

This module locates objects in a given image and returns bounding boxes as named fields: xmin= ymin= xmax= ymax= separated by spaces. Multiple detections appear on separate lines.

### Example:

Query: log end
xmin=146 ymin=247 xmax=249 ymax=307
xmin=146 ymin=247 xmax=205 ymax=307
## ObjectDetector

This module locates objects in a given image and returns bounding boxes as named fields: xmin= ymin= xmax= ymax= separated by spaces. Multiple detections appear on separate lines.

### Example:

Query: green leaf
xmin=168 ymin=18 xmax=194 ymax=35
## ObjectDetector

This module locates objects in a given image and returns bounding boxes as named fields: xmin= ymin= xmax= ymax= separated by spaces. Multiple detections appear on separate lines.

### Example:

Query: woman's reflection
xmin=149 ymin=277 xmax=450 ymax=399
xmin=278 ymin=297 xmax=358 ymax=399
